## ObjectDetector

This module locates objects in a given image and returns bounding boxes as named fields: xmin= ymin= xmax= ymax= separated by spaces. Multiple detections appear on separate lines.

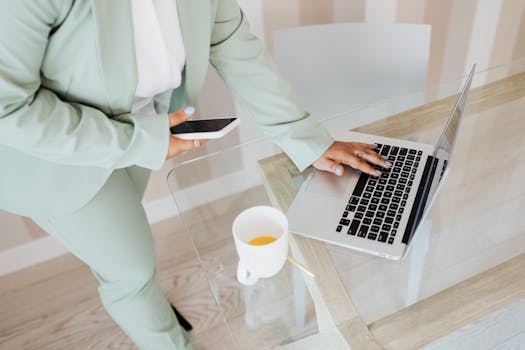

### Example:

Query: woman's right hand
xmin=166 ymin=106 xmax=207 ymax=160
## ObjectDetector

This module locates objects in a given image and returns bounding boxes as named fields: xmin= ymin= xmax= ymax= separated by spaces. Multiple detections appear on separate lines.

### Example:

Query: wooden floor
xmin=0 ymin=215 xmax=236 ymax=350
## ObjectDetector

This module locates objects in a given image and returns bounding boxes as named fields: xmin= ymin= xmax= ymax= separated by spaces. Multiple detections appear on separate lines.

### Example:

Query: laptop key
xmin=417 ymin=150 xmax=423 ymax=155
xmin=368 ymin=179 xmax=377 ymax=186
xmin=392 ymin=196 xmax=401 ymax=203
xmin=407 ymin=154 xmax=415 ymax=160
xmin=396 ymin=215 xmax=402 ymax=222
xmin=379 ymin=204 xmax=388 ymax=211
xmin=386 ymin=185 xmax=395 ymax=191
xmin=376 ymin=185 xmax=385 ymax=191
xmin=365 ymin=211 xmax=374 ymax=218
xmin=388 ymin=179 xmax=397 ymax=185
xmin=342 ymin=211 xmax=349 ymax=218
xmin=380 ymin=145 xmax=391 ymax=156
xmin=373 ymin=191 xmax=382 ymax=198
xmin=351 ymin=173 xmax=369 ymax=197
xmin=385 ymin=216 xmax=394 ymax=224
xmin=384 ymin=192 xmax=392 ymax=198
xmin=403 ymin=166 xmax=411 ymax=172
xmin=399 ymin=207 xmax=404 ymax=214
xmin=401 ymin=200 xmax=407 ymax=207
xmin=376 ymin=211 xmax=385 ymax=219
xmin=391 ymin=173 xmax=399 ymax=179
xmin=357 ymin=205 xmax=366 ymax=212
xmin=379 ymin=178 xmax=387 ymax=185
xmin=409 ymin=174 xmax=415 ymax=180
xmin=355 ymin=212 xmax=363 ymax=219
xmin=363 ymin=218 xmax=372 ymax=225
xmin=400 ymin=148 xmax=408 ymax=155
xmin=403 ymin=193 xmax=409 ymax=200
xmin=370 ymin=225 xmax=380 ymax=233
xmin=336 ymin=225 xmax=343 ymax=232
xmin=378 ymin=231 xmax=388 ymax=242
xmin=389 ymin=203 xmax=398 ymax=210
xmin=381 ymin=198 xmax=390 ymax=204
xmin=340 ymin=218 xmax=350 ymax=226
xmin=388 ymin=237 xmax=395 ymax=244
xmin=371 ymin=197 xmax=380 ymax=204
xmin=367 ymin=233 xmax=378 ymax=240
xmin=391 ymin=229 xmax=397 ymax=236
xmin=369 ymin=204 xmax=378 ymax=211
xmin=358 ymin=225 xmax=369 ymax=237
xmin=373 ymin=218 xmax=382 ymax=225
xmin=387 ymin=210 xmax=396 ymax=217
xmin=366 ymin=186 xmax=374 ymax=192
xmin=363 ymin=192 xmax=371 ymax=199
xmin=382 ymin=224 xmax=392 ymax=231
xmin=394 ymin=190 xmax=403 ymax=197
xmin=401 ymin=171 xmax=409 ymax=178
xmin=348 ymin=205 xmax=356 ymax=212
xmin=394 ymin=222 xmax=400 ymax=229
xmin=391 ymin=146 xmax=399 ymax=155
xmin=350 ymin=197 xmax=359 ymax=205
xmin=348 ymin=220 xmax=360 ymax=235
xmin=361 ymin=199 xmax=369 ymax=205
xmin=409 ymin=149 xmax=417 ymax=154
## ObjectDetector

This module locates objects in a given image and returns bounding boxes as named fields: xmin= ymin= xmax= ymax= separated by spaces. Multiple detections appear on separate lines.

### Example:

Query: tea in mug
xmin=247 ymin=235 xmax=277 ymax=246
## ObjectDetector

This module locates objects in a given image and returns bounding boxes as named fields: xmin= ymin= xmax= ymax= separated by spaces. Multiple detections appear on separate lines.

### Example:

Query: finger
xmin=337 ymin=153 xmax=382 ymax=177
xmin=170 ymin=137 xmax=197 ymax=156
xmin=168 ymin=106 xmax=195 ymax=127
xmin=313 ymin=157 xmax=344 ymax=176
xmin=354 ymin=142 xmax=379 ymax=150
xmin=362 ymin=149 xmax=392 ymax=168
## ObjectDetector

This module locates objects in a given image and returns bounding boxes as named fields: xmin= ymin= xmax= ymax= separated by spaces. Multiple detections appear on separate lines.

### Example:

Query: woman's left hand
xmin=313 ymin=141 xmax=392 ymax=177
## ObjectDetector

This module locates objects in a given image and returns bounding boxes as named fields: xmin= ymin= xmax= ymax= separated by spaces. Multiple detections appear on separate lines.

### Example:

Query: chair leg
xmin=171 ymin=304 xmax=193 ymax=331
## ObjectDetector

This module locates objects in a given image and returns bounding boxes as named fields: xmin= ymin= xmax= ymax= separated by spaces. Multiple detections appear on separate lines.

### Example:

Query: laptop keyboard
xmin=335 ymin=144 xmax=423 ymax=244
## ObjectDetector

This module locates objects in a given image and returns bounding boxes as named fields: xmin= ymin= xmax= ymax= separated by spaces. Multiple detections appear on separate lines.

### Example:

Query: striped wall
xmin=260 ymin=0 xmax=525 ymax=82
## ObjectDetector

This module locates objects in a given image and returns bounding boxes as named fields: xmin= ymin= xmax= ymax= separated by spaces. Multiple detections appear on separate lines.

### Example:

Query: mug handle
xmin=237 ymin=260 xmax=259 ymax=285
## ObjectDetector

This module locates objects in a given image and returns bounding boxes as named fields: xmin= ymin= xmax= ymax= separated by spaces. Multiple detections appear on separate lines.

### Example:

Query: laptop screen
xmin=428 ymin=67 xmax=474 ymax=199
xmin=415 ymin=66 xmax=475 ymax=229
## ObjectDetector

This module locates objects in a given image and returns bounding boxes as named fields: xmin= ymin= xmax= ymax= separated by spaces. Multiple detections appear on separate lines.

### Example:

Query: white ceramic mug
xmin=232 ymin=206 xmax=289 ymax=286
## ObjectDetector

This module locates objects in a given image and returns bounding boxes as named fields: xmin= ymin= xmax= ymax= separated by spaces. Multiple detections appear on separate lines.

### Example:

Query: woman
xmin=0 ymin=0 xmax=390 ymax=349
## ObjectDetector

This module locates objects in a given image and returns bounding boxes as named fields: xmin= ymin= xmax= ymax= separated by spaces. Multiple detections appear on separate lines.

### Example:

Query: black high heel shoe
xmin=171 ymin=304 xmax=192 ymax=331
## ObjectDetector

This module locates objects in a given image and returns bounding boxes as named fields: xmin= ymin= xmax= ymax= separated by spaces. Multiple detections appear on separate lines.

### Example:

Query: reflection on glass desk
xmin=168 ymin=61 xmax=525 ymax=350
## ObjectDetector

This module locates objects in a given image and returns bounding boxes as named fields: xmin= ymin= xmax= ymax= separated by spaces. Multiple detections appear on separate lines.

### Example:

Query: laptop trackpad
xmin=305 ymin=169 xmax=354 ymax=198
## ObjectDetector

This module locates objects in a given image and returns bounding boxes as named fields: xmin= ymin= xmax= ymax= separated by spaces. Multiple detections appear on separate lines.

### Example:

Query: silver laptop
xmin=288 ymin=65 xmax=475 ymax=260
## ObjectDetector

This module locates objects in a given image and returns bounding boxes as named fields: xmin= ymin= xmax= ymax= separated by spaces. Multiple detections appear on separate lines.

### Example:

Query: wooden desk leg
xmin=293 ymin=263 xmax=306 ymax=329
xmin=405 ymin=217 xmax=432 ymax=306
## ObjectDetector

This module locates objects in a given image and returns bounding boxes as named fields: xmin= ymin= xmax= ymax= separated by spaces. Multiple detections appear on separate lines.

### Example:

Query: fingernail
xmin=335 ymin=167 xmax=342 ymax=176
xmin=385 ymin=161 xmax=393 ymax=167
xmin=373 ymin=143 xmax=379 ymax=148
xmin=376 ymin=169 xmax=382 ymax=175
xmin=382 ymin=155 xmax=388 ymax=160
xmin=184 ymin=106 xmax=195 ymax=115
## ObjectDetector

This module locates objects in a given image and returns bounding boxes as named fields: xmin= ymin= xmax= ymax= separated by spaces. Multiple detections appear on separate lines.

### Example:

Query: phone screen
xmin=170 ymin=118 xmax=237 ymax=134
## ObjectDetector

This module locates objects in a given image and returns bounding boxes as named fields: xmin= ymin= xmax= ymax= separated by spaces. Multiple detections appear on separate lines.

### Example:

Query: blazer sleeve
xmin=209 ymin=0 xmax=334 ymax=172
xmin=0 ymin=0 xmax=169 ymax=170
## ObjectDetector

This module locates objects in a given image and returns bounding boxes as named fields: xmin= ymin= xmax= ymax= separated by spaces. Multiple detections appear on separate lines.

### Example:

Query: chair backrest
xmin=273 ymin=23 xmax=431 ymax=126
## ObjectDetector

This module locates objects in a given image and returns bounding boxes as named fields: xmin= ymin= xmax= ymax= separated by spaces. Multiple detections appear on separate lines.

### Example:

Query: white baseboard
xmin=0 ymin=197 xmax=178 ymax=277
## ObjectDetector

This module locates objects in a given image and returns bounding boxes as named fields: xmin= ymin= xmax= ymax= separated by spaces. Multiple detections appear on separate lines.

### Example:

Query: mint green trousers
xmin=33 ymin=167 xmax=194 ymax=350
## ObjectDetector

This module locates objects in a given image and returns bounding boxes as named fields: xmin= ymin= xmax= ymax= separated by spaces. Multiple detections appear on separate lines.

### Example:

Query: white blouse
xmin=130 ymin=0 xmax=185 ymax=112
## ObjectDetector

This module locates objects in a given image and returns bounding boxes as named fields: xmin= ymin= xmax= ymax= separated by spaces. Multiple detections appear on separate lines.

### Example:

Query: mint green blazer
xmin=0 ymin=0 xmax=333 ymax=217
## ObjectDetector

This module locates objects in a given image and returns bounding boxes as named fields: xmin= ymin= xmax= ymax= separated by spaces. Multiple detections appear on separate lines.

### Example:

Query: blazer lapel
xmin=173 ymin=0 xmax=211 ymax=107
xmin=91 ymin=0 xmax=137 ymax=115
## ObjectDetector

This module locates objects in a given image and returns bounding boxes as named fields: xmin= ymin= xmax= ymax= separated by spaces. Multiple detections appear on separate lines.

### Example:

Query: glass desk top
xmin=167 ymin=61 xmax=525 ymax=350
